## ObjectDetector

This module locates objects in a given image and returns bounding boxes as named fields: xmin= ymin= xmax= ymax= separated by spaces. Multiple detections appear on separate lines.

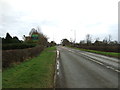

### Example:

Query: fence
xmin=2 ymin=46 xmax=44 ymax=68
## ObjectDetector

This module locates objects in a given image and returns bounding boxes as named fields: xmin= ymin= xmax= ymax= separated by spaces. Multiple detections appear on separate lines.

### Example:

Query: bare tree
xmin=108 ymin=34 xmax=112 ymax=44
xmin=80 ymin=40 xmax=85 ymax=44
xmin=94 ymin=37 xmax=99 ymax=45
xmin=61 ymin=39 xmax=70 ymax=46
xmin=29 ymin=28 xmax=37 ymax=36
xmin=95 ymin=37 xmax=100 ymax=41
xmin=37 ymin=26 xmax=41 ymax=33
xmin=70 ymin=38 xmax=73 ymax=43
xmin=86 ymin=34 xmax=92 ymax=45
xmin=103 ymin=37 xmax=108 ymax=44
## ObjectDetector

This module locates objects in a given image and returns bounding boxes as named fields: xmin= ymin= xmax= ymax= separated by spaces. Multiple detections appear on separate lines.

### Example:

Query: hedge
xmin=77 ymin=45 xmax=119 ymax=53
xmin=2 ymin=43 xmax=37 ymax=50
xmin=2 ymin=45 xmax=44 ymax=68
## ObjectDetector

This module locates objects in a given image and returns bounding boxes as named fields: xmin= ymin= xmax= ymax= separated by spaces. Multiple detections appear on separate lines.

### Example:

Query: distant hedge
xmin=77 ymin=45 xmax=119 ymax=53
xmin=2 ymin=43 xmax=37 ymax=50
xmin=2 ymin=45 xmax=44 ymax=68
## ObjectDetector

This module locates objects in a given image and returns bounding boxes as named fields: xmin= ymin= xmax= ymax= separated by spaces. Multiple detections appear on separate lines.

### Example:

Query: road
xmin=56 ymin=46 xmax=119 ymax=88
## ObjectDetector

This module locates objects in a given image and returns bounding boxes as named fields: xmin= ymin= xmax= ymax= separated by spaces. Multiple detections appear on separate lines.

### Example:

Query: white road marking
xmin=115 ymin=69 xmax=120 ymax=73
xmin=106 ymin=66 xmax=111 ymax=69
xmin=54 ymin=50 xmax=60 ymax=87
xmin=57 ymin=61 xmax=59 ymax=70
xmin=57 ymin=50 xmax=59 ymax=58
xmin=57 ymin=72 xmax=59 ymax=75
xmin=56 ymin=50 xmax=60 ymax=75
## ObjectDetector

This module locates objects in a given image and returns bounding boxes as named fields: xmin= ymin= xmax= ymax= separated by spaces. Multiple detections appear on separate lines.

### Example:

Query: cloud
xmin=0 ymin=0 xmax=119 ymax=43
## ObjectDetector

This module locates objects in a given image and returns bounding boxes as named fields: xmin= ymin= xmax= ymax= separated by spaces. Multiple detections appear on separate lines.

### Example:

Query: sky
xmin=0 ymin=0 xmax=119 ymax=44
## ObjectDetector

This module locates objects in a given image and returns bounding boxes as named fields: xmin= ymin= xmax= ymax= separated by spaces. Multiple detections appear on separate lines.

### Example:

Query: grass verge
xmin=68 ymin=46 xmax=120 ymax=58
xmin=3 ymin=47 xmax=56 ymax=88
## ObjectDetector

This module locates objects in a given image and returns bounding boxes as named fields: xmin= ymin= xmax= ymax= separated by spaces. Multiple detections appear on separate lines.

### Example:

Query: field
xmin=3 ymin=47 xmax=56 ymax=88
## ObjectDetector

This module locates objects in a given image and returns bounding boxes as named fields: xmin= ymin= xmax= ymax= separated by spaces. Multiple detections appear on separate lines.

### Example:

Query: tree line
xmin=61 ymin=34 xmax=119 ymax=53
xmin=2 ymin=28 xmax=56 ymax=50
xmin=2 ymin=33 xmax=22 ymax=44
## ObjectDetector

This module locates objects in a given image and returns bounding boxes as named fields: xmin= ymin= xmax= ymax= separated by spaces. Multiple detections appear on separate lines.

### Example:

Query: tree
xmin=2 ymin=38 xmax=6 ymax=44
xmin=50 ymin=41 xmax=56 ymax=46
xmin=108 ymin=34 xmax=112 ymax=44
xmin=27 ymin=28 xmax=48 ymax=46
xmin=29 ymin=28 xmax=37 ymax=36
xmin=86 ymin=34 xmax=92 ymax=45
xmin=80 ymin=40 xmax=85 ymax=44
xmin=5 ymin=33 xmax=13 ymax=43
xmin=103 ymin=37 xmax=108 ymax=45
xmin=61 ymin=39 xmax=70 ymax=46
xmin=12 ymin=36 xmax=20 ymax=43
xmin=38 ymin=33 xmax=48 ymax=46
xmin=3 ymin=33 xmax=21 ymax=44
xmin=94 ymin=37 xmax=101 ymax=46
xmin=109 ymin=40 xmax=118 ymax=45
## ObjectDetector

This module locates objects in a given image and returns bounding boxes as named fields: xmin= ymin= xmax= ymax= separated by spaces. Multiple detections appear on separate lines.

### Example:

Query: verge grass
xmin=3 ymin=47 xmax=56 ymax=88
xmin=68 ymin=46 xmax=120 ymax=58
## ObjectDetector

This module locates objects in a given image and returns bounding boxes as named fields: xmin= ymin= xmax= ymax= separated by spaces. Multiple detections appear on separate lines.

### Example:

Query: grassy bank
xmin=68 ymin=46 xmax=120 ymax=58
xmin=3 ymin=47 xmax=56 ymax=88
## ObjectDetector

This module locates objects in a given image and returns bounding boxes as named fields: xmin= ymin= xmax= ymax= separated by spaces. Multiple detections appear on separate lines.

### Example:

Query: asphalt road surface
xmin=56 ymin=46 xmax=119 ymax=88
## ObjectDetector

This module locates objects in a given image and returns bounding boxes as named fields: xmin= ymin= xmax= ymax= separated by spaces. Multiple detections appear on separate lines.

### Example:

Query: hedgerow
xmin=2 ymin=43 xmax=37 ymax=50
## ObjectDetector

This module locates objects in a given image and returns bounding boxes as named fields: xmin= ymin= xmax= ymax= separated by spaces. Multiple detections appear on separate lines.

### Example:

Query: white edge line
xmin=54 ymin=50 xmax=60 ymax=88
xmin=57 ymin=50 xmax=59 ymax=58
xmin=67 ymin=48 xmax=120 ymax=73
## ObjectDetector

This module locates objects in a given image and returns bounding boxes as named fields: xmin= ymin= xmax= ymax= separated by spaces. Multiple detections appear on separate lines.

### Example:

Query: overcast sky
xmin=0 ymin=0 xmax=119 ymax=43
